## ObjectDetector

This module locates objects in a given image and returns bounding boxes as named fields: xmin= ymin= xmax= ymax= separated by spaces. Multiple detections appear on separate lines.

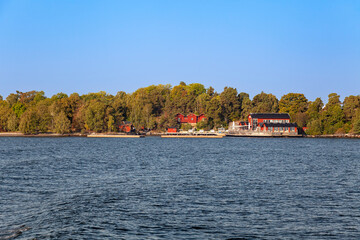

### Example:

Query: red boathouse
xmin=166 ymin=127 xmax=178 ymax=133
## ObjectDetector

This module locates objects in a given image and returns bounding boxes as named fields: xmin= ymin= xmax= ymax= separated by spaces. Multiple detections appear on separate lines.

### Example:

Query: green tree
xmin=0 ymin=103 xmax=11 ymax=131
xmin=6 ymin=93 xmax=19 ymax=106
xmin=17 ymin=90 xmax=43 ymax=104
xmin=181 ymin=123 xmax=192 ymax=131
xmin=206 ymin=96 xmax=223 ymax=129
xmin=129 ymin=84 xmax=171 ymax=130
xmin=7 ymin=113 xmax=19 ymax=132
xmin=279 ymin=93 xmax=308 ymax=127
xmin=12 ymin=103 xmax=26 ymax=118
xmin=252 ymin=92 xmax=279 ymax=113
xmin=19 ymin=109 xmax=40 ymax=134
xmin=343 ymin=95 xmax=360 ymax=122
xmin=306 ymin=98 xmax=323 ymax=121
xmin=67 ymin=93 xmax=82 ymax=131
xmin=321 ymin=93 xmax=345 ymax=134
xmin=220 ymin=87 xmax=241 ymax=123
xmin=353 ymin=120 xmax=360 ymax=134
xmin=206 ymin=86 xmax=215 ymax=97
xmin=85 ymin=100 xmax=107 ymax=132
xmin=36 ymin=99 xmax=52 ymax=132
xmin=53 ymin=111 xmax=71 ymax=134
xmin=73 ymin=104 xmax=87 ymax=132
xmin=279 ymin=93 xmax=308 ymax=113
xmin=239 ymin=92 xmax=252 ymax=120
xmin=107 ymin=115 xmax=116 ymax=132
xmin=351 ymin=109 xmax=360 ymax=134
xmin=112 ymin=91 xmax=129 ymax=125
xmin=196 ymin=119 xmax=209 ymax=130
xmin=195 ymin=93 xmax=210 ymax=115
xmin=307 ymin=119 xmax=322 ymax=135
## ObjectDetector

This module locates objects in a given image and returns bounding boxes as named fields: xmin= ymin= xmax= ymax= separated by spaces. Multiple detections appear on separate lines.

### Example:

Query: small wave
xmin=0 ymin=225 xmax=31 ymax=240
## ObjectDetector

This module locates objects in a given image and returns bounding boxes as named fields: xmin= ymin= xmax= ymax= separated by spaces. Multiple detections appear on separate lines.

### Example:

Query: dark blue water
xmin=0 ymin=137 xmax=359 ymax=239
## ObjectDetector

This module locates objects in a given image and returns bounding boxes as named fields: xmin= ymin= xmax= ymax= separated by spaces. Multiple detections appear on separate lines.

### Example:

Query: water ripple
xmin=0 ymin=137 xmax=359 ymax=239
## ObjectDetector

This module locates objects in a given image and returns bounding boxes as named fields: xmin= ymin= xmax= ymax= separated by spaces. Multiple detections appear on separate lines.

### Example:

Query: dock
xmin=87 ymin=134 xmax=144 ymax=138
xmin=226 ymin=132 xmax=302 ymax=137
xmin=161 ymin=134 xmax=223 ymax=138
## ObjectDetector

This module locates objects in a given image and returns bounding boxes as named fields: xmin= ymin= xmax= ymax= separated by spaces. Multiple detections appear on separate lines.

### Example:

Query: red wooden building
xmin=257 ymin=122 xmax=298 ymax=133
xmin=248 ymin=113 xmax=291 ymax=129
xmin=176 ymin=113 xmax=206 ymax=125
xmin=166 ymin=127 xmax=178 ymax=133
xmin=248 ymin=113 xmax=298 ymax=133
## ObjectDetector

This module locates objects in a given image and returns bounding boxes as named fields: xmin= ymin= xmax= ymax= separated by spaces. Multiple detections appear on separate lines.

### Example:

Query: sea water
xmin=0 ymin=137 xmax=359 ymax=239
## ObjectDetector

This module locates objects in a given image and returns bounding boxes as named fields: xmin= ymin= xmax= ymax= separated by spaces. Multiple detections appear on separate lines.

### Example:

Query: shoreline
xmin=0 ymin=133 xmax=87 ymax=137
xmin=305 ymin=134 xmax=360 ymax=139
xmin=0 ymin=132 xmax=359 ymax=139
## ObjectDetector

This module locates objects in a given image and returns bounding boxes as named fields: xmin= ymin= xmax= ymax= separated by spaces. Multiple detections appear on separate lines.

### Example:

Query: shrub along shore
xmin=0 ymin=82 xmax=359 ymax=136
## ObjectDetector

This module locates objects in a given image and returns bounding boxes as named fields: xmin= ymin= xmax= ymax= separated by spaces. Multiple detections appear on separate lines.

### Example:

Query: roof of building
xmin=121 ymin=121 xmax=132 ymax=125
xmin=250 ymin=113 xmax=290 ymax=119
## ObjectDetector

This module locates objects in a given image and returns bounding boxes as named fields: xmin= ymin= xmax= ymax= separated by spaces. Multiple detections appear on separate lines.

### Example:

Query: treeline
xmin=0 ymin=82 xmax=359 ymax=135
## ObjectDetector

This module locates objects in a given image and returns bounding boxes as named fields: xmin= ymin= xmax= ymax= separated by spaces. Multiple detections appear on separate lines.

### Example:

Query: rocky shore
xmin=306 ymin=134 xmax=360 ymax=138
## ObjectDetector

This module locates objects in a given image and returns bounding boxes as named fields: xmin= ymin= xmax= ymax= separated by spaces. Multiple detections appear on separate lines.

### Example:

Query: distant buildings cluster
xmin=229 ymin=113 xmax=299 ymax=135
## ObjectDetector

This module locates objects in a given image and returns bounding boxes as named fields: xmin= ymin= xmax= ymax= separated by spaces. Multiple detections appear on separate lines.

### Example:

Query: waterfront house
xmin=175 ymin=113 xmax=207 ymax=126
xmin=248 ymin=113 xmax=291 ymax=130
xmin=249 ymin=113 xmax=299 ymax=134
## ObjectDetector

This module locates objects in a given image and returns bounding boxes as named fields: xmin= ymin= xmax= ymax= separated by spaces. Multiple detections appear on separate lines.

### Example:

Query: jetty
xmin=226 ymin=132 xmax=303 ymax=137
xmin=161 ymin=133 xmax=224 ymax=138
xmin=87 ymin=134 xmax=144 ymax=138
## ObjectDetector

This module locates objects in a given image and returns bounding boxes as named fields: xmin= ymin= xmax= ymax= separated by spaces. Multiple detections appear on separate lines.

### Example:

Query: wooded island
xmin=0 ymin=82 xmax=359 ymax=135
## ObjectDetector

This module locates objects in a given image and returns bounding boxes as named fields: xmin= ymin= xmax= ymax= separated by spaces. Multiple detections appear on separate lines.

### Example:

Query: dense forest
xmin=0 ymin=82 xmax=359 ymax=135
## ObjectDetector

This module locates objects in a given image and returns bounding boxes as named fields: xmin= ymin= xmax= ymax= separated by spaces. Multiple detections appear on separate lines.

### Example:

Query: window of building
xmin=279 ymin=127 xmax=283 ymax=131
xmin=290 ymin=127 xmax=295 ymax=132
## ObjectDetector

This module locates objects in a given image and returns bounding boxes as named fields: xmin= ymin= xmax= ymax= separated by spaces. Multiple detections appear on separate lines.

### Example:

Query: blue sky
xmin=0 ymin=0 xmax=359 ymax=102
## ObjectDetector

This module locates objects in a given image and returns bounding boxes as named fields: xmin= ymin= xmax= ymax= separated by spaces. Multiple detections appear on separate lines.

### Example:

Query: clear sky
xmin=0 ymin=0 xmax=359 ymax=102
